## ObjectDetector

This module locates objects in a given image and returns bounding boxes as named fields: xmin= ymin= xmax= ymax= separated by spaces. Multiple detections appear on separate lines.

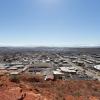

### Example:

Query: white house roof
xmin=94 ymin=65 xmax=100 ymax=70
xmin=9 ymin=67 xmax=18 ymax=70
xmin=53 ymin=70 xmax=64 ymax=75
xmin=60 ymin=67 xmax=76 ymax=73
xmin=10 ymin=71 xmax=19 ymax=75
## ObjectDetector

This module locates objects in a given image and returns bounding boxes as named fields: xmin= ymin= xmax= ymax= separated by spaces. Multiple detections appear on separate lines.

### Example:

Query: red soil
xmin=0 ymin=74 xmax=100 ymax=100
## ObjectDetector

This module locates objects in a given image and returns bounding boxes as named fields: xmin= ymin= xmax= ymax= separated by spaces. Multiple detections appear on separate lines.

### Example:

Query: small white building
xmin=94 ymin=65 xmax=100 ymax=71
xmin=60 ymin=67 xmax=77 ymax=74
xmin=10 ymin=71 xmax=20 ymax=75
xmin=53 ymin=70 xmax=64 ymax=75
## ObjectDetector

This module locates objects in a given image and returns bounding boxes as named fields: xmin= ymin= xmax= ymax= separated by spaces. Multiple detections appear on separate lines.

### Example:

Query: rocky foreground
xmin=0 ymin=74 xmax=100 ymax=100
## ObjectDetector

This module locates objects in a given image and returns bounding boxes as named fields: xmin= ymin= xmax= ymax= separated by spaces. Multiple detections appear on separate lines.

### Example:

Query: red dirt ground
xmin=0 ymin=74 xmax=100 ymax=100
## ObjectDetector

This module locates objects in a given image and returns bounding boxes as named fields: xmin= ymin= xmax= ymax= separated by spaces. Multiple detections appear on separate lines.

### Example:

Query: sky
xmin=0 ymin=0 xmax=100 ymax=47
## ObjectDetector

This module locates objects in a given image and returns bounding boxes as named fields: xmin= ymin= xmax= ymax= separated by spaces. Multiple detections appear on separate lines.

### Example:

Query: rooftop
xmin=60 ymin=67 xmax=77 ymax=73
xmin=94 ymin=65 xmax=100 ymax=70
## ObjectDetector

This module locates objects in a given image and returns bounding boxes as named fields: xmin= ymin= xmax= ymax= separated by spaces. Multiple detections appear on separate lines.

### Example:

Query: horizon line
xmin=0 ymin=45 xmax=100 ymax=48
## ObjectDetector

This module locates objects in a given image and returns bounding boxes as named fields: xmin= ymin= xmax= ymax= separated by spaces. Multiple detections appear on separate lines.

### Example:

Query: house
xmin=10 ymin=71 xmax=20 ymax=75
xmin=60 ymin=67 xmax=77 ymax=74
xmin=53 ymin=70 xmax=64 ymax=79
xmin=94 ymin=65 xmax=100 ymax=71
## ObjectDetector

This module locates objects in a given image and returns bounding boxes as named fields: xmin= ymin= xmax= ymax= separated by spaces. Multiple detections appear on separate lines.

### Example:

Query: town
xmin=0 ymin=47 xmax=100 ymax=81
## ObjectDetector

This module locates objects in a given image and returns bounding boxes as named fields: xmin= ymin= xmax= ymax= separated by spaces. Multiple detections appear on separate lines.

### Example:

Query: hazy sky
xmin=0 ymin=0 xmax=100 ymax=47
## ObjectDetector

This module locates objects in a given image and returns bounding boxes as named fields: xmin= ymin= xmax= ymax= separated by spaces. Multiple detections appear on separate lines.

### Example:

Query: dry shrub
xmin=9 ymin=75 xmax=20 ymax=83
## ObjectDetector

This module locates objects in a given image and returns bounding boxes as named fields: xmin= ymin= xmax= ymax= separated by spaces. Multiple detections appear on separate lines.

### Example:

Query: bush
xmin=74 ymin=91 xmax=81 ymax=97
xmin=9 ymin=75 xmax=20 ymax=83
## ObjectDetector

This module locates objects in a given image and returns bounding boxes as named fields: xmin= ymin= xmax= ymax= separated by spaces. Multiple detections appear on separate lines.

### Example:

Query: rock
xmin=17 ymin=93 xmax=26 ymax=100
